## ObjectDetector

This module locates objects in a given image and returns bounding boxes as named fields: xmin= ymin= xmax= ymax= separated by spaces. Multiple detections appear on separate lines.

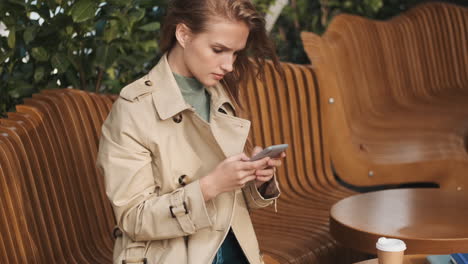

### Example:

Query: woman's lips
xmin=212 ymin=73 xmax=224 ymax=80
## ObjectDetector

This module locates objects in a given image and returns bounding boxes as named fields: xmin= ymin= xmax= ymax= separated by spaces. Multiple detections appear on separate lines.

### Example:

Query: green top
xmin=172 ymin=72 xmax=248 ymax=264
xmin=173 ymin=72 xmax=210 ymax=122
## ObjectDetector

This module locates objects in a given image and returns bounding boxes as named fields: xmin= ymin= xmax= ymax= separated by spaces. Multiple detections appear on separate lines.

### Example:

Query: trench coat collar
xmin=148 ymin=54 xmax=235 ymax=120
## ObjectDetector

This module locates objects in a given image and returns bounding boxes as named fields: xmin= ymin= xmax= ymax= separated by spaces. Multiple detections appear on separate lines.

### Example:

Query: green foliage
xmin=0 ymin=0 xmax=167 ymax=115
xmin=253 ymin=0 xmax=276 ymax=14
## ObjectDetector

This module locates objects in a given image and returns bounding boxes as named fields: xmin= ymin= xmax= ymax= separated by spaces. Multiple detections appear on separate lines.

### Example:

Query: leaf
xmin=117 ymin=16 xmax=130 ymax=32
xmin=70 ymin=0 xmax=97 ymax=23
xmin=106 ymin=67 xmax=116 ymax=79
xmin=107 ymin=0 xmax=130 ymax=7
xmin=343 ymin=1 xmax=353 ymax=8
xmin=139 ymin=40 xmax=158 ymax=53
xmin=51 ymin=53 xmax=70 ymax=73
xmin=95 ymin=46 xmax=109 ymax=69
xmin=103 ymin=20 xmax=120 ymax=43
xmin=31 ymin=47 xmax=49 ymax=61
xmin=67 ymin=53 xmax=81 ymax=71
xmin=7 ymin=0 xmax=27 ymax=7
xmin=121 ymin=54 xmax=139 ymax=65
xmin=65 ymin=69 xmax=80 ymax=89
xmin=8 ymin=80 xmax=33 ymax=99
xmin=46 ymin=78 xmax=60 ymax=89
xmin=106 ymin=79 xmax=122 ymax=93
xmin=365 ymin=0 xmax=383 ymax=13
xmin=138 ymin=22 xmax=160 ymax=32
xmin=36 ymin=4 xmax=52 ymax=19
xmin=16 ymin=63 xmax=34 ymax=79
xmin=65 ymin=26 xmax=73 ymax=35
xmin=327 ymin=0 xmax=341 ymax=7
xmin=34 ymin=66 xmax=45 ymax=82
xmin=0 ymin=50 xmax=13 ymax=64
xmin=128 ymin=8 xmax=145 ymax=24
xmin=7 ymin=27 xmax=16 ymax=48
xmin=46 ymin=0 xmax=58 ymax=9
xmin=7 ymin=62 xmax=14 ymax=73
xmin=137 ymin=0 xmax=166 ymax=7
xmin=95 ymin=45 xmax=117 ymax=69
xmin=23 ymin=25 xmax=38 ymax=45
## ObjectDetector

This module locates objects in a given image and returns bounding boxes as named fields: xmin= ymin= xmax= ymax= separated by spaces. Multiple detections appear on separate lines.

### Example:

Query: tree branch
xmin=95 ymin=68 xmax=103 ymax=93
xmin=265 ymin=0 xmax=289 ymax=33
xmin=78 ymin=42 xmax=87 ymax=90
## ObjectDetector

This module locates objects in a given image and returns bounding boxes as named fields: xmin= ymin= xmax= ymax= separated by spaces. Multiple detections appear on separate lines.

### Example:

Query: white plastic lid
xmin=376 ymin=237 xmax=407 ymax=252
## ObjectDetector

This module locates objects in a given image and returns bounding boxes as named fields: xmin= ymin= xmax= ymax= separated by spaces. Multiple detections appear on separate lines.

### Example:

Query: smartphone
xmin=250 ymin=144 xmax=289 ymax=161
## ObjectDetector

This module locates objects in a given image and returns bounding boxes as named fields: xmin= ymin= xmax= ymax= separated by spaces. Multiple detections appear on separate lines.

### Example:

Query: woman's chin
xmin=202 ymin=79 xmax=220 ymax=87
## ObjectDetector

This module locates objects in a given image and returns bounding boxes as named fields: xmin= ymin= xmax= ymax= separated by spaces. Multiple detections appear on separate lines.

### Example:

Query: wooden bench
xmin=0 ymin=90 xmax=117 ymax=263
xmin=301 ymin=2 xmax=468 ymax=191
xmin=245 ymin=62 xmax=365 ymax=263
xmin=0 ymin=61 xmax=367 ymax=263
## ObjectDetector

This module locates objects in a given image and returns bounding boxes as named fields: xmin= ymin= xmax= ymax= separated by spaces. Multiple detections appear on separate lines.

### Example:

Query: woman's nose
xmin=221 ymin=63 xmax=233 ymax=73
xmin=220 ymin=55 xmax=235 ymax=73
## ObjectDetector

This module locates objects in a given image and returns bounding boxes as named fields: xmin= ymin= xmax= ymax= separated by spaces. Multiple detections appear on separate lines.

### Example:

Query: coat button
xmin=178 ymin=175 xmax=187 ymax=186
xmin=144 ymin=80 xmax=153 ymax=86
xmin=173 ymin=114 xmax=183 ymax=123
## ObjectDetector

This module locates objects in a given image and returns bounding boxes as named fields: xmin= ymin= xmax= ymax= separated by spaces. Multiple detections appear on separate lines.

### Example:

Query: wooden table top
xmin=330 ymin=188 xmax=468 ymax=254
xmin=354 ymin=255 xmax=427 ymax=264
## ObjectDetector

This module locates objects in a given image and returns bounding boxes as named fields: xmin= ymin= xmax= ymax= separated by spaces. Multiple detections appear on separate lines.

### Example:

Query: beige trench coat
xmin=96 ymin=54 xmax=280 ymax=264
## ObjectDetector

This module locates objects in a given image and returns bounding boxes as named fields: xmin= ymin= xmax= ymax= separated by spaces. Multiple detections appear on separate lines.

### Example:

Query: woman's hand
xmin=200 ymin=153 xmax=270 ymax=201
xmin=251 ymin=146 xmax=286 ymax=189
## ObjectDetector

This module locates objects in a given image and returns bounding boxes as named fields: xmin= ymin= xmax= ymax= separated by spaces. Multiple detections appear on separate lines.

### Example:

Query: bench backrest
xmin=301 ymin=2 xmax=468 ymax=190
xmin=0 ymin=90 xmax=117 ymax=263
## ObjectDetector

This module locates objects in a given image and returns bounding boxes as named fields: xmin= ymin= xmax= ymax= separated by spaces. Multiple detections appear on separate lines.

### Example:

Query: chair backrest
xmin=301 ymin=2 xmax=468 ymax=191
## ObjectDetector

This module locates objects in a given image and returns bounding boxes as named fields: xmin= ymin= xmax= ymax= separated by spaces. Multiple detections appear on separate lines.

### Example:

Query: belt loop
xmin=122 ymin=258 xmax=147 ymax=264
xmin=169 ymin=189 xmax=196 ymax=234
xmin=113 ymin=226 xmax=123 ymax=239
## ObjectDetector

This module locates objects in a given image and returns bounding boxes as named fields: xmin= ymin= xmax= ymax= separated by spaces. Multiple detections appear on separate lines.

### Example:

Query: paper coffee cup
xmin=376 ymin=237 xmax=406 ymax=264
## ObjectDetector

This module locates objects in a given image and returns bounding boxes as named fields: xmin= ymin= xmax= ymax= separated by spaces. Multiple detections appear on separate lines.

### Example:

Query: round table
xmin=330 ymin=188 xmax=468 ymax=254
xmin=354 ymin=255 xmax=427 ymax=264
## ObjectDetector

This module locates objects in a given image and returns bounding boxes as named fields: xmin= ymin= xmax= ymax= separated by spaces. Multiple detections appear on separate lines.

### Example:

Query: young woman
xmin=96 ymin=0 xmax=286 ymax=263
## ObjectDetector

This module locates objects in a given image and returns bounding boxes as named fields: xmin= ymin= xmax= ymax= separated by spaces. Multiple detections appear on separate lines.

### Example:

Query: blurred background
xmin=0 ymin=0 xmax=466 ymax=116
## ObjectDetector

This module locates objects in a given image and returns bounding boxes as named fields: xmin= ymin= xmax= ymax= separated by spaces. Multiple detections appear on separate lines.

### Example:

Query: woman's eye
xmin=212 ymin=48 xmax=223 ymax=54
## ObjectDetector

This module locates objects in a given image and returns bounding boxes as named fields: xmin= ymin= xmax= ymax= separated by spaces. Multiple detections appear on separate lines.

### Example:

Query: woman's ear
xmin=175 ymin=23 xmax=192 ymax=49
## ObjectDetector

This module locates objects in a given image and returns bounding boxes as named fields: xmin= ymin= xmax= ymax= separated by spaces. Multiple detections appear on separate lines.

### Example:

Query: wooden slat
xmin=301 ymin=2 xmax=468 ymax=190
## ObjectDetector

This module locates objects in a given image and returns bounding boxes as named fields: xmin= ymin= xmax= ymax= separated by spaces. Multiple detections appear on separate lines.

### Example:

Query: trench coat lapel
xmin=148 ymin=54 xmax=251 ymax=157
xmin=207 ymin=84 xmax=251 ymax=158
xmin=149 ymin=54 xmax=191 ymax=120
xmin=210 ymin=112 xmax=251 ymax=157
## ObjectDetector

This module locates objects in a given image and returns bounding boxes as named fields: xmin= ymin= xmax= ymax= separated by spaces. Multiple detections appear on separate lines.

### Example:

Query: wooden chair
xmin=301 ymin=2 xmax=468 ymax=191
